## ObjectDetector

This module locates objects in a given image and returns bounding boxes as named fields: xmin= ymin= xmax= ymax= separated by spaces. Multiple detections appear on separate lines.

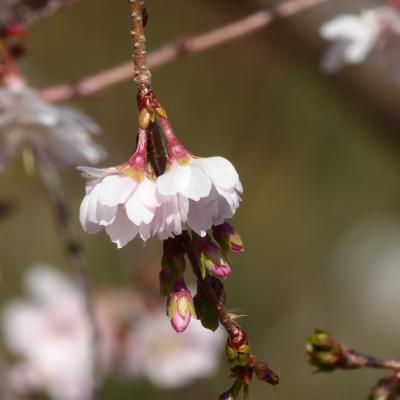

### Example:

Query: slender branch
xmin=180 ymin=231 xmax=279 ymax=387
xmin=37 ymin=162 xmax=102 ymax=400
xmin=40 ymin=0 xmax=327 ymax=103
xmin=307 ymin=330 xmax=400 ymax=399
xmin=307 ymin=330 xmax=400 ymax=373
xmin=128 ymin=0 xmax=151 ymax=93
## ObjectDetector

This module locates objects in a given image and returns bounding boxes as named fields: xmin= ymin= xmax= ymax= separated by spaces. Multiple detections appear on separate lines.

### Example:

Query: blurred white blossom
xmin=320 ymin=6 xmax=400 ymax=72
xmin=0 ymin=76 xmax=106 ymax=172
xmin=2 ymin=265 xmax=226 ymax=397
xmin=2 ymin=265 xmax=96 ymax=400
xmin=123 ymin=309 xmax=225 ymax=388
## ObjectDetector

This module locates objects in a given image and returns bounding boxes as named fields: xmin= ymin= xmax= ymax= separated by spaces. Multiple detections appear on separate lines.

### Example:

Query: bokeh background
xmin=1 ymin=0 xmax=400 ymax=398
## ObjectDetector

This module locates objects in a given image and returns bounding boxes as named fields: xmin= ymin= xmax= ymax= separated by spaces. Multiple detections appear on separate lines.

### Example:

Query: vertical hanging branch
xmin=128 ymin=0 xmax=151 ymax=94
xmin=125 ymin=2 xmax=279 ymax=398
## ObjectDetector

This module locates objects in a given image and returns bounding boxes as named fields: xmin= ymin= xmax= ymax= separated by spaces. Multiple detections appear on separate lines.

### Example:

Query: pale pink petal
xmin=180 ymin=165 xmax=211 ymax=201
xmin=138 ymin=178 xmax=161 ymax=208
xmin=77 ymin=166 xmax=114 ymax=179
xmin=105 ymin=207 xmax=138 ymax=248
xmin=79 ymin=194 xmax=102 ymax=234
xmin=156 ymin=163 xmax=190 ymax=196
xmin=194 ymin=157 xmax=239 ymax=190
xmin=125 ymin=191 xmax=155 ymax=225
xmin=97 ymin=174 xmax=137 ymax=207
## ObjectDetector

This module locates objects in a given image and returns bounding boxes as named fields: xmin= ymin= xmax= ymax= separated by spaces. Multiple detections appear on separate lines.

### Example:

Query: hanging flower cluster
xmin=79 ymin=92 xmax=245 ymax=334
xmin=79 ymin=101 xmax=242 ymax=247
xmin=320 ymin=1 xmax=400 ymax=72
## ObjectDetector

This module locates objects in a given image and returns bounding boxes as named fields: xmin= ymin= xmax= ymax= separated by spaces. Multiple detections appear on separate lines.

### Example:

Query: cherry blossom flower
xmin=0 ymin=76 xmax=106 ymax=172
xmin=320 ymin=4 xmax=400 ymax=73
xmin=156 ymin=115 xmax=243 ymax=237
xmin=78 ymin=127 xmax=183 ymax=247
xmin=123 ymin=309 xmax=225 ymax=388
xmin=2 ymin=265 xmax=96 ymax=400
xmin=79 ymin=107 xmax=242 ymax=247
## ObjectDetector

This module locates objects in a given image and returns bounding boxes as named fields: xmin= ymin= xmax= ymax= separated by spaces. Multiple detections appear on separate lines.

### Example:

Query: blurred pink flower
xmin=320 ymin=5 xmax=400 ymax=72
xmin=123 ymin=309 xmax=225 ymax=388
xmin=2 ymin=265 xmax=96 ymax=400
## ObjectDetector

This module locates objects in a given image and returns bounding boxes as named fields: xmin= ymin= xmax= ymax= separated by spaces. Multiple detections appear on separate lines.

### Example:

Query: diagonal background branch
xmin=40 ymin=0 xmax=327 ymax=102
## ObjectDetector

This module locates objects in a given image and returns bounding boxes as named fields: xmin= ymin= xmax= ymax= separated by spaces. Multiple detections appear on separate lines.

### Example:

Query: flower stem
xmin=180 ymin=231 xmax=279 ymax=389
xmin=37 ymin=163 xmax=102 ymax=400
xmin=128 ymin=0 xmax=151 ymax=94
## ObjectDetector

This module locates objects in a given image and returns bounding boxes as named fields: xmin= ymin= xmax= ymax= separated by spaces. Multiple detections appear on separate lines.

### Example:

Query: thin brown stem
xmin=180 ymin=231 xmax=279 ymax=387
xmin=40 ymin=0 xmax=327 ymax=102
xmin=128 ymin=0 xmax=151 ymax=93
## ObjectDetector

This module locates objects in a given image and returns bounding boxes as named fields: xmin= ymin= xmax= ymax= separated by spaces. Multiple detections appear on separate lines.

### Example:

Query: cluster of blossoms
xmin=320 ymin=0 xmax=400 ymax=72
xmin=2 ymin=265 xmax=225 ymax=400
xmin=79 ymin=96 xmax=245 ymax=333
xmin=79 ymin=104 xmax=242 ymax=246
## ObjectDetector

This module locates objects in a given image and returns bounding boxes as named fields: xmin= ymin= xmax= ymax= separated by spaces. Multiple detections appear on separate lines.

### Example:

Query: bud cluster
xmin=160 ymin=238 xmax=197 ymax=333
xmin=306 ymin=329 xmax=343 ymax=371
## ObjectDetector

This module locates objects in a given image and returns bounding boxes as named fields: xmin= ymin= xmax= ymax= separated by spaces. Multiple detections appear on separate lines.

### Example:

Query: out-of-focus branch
xmin=40 ymin=0 xmax=327 ymax=103
xmin=307 ymin=330 xmax=400 ymax=400
xmin=306 ymin=330 xmax=400 ymax=372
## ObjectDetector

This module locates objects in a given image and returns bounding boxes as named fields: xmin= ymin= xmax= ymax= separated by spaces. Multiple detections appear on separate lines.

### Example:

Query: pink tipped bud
xmin=193 ymin=235 xmax=232 ymax=279
xmin=212 ymin=223 xmax=244 ymax=254
xmin=167 ymin=279 xmax=196 ymax=333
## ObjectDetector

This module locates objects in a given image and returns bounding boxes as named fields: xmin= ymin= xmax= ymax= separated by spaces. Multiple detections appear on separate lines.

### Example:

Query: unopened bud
xmin=160 ymin=239 xmax=187 ymax=296
xmin=212 ymin=223 xmax=244 ymax=254
xmin=225 ymin=339 xmax=250 ymax=369
xmin=167 ymin=279 xmax=196 ymax=333
xmin=306 ymin=329 xmax=342 ymax=371
xmin=193 ymin=235 xmax=231 ymax=279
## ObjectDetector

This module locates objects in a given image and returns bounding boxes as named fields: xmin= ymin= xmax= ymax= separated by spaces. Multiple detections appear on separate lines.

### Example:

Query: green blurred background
xmin=2 ymin=0 xmax=400 ymax=398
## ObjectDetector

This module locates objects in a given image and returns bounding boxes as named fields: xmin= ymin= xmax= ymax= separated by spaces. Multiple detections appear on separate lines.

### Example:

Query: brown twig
xmin=307 ymin=330 xmax=400 ymax=400
xmin=128 ymin=0 xmax=151 ymax=93
xmin=180 ymin=231 xmax=279 ymax=388
xmin=40 ymin=0 xmax=327 ymax=103
xmin=307 ymin=330 xmax=400 ymax=373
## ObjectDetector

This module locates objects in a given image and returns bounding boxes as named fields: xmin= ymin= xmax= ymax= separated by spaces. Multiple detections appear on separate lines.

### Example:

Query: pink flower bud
xmin=212 ymin=223 xmax=244 ymax=254
xmin=167 ymin=279 xmax=196 ymax=333
xmin=193 ymin=235 xmax=232 ymax=279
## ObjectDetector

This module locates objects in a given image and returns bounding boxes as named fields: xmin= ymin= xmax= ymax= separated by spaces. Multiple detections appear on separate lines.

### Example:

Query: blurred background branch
xmin=307 ymin=330 xmax=400 ymax=399
xmin=39 ymin=0 xmax=327 ymax=102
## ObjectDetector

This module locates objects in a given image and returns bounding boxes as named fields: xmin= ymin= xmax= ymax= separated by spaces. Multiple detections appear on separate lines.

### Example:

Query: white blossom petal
xmin=97 ymin=175 xmax=137 ymax=207
xmin=105 ymin=207 xmax=139 ymax=248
